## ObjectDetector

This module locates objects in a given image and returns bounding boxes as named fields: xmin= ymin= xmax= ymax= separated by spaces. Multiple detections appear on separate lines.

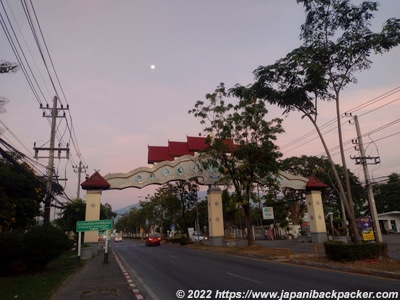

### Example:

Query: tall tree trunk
xmin=305 ymin=113 xmax=361 ymax=242
xmin=243 ymin=203 xmax=255 ymax=246
xmin=335 ymin=96 xmax=361 ymax=243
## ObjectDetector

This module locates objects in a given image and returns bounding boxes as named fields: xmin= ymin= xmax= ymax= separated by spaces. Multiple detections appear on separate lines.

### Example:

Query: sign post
xmin=76 ymin=220 xmax=113 ymax=263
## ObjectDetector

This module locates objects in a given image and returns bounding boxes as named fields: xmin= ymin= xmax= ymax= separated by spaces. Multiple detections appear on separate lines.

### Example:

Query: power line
xmin=22 ymin=0 xmax=88 ymax=169
xmin=0 ymin=0 xmax=48 ymax=105
xmin=0 ymin=0 xmax=89 ymax=201
xmin=281 ymin=87 xmax=400 ymax=159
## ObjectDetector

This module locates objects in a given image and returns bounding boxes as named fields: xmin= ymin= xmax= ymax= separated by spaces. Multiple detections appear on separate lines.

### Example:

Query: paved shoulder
xmin=50 ymin=249 xmax=136 ymax=299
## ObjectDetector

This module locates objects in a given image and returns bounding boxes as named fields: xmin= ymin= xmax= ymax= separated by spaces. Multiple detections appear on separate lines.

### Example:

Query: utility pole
xmin=73 ymin=161 xmax=87 ymax=199
xmin=34 ymin=96 xmax=69 ymax=223
xmin=349 ymin=114 xmax=383 ymax=242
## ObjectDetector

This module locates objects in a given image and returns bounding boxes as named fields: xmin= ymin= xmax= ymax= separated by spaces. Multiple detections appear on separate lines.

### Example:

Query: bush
xmin=0 ymin=231 xmax=26 ymax=275
xmin=179 ymin=237 xmax=192 ymax=245
xmin=324 ymin=241 xmax=388 ymax=261
xmin=24 ymin=224 xmax=70 ymax=271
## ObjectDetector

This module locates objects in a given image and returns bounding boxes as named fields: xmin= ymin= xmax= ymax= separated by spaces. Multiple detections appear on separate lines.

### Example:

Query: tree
xmin=100 ymin=202 xmax=117 ymax=220
xmin=128 ymin=182 xmax=198 ymax=238
xmin=189 ymin=83 xmax=284 ymax=245
xmin=264 ymin=194 xmax=289 ymax=230
xmin=253 ymin=0 xmax=400 ymax=242
xmin=54 ymin=198 xmax=86 ymax=233
xmin=374 ymin=173 xmax=400 ymax=213
xmin=191 ymin=198 xmax=208 ymax=234
xmin=221 ymin=189 xmax=238 ymax=228
xmin=55 ymin=198 xmax=116 ymax=233
xmin=281 ymin=188 xmax=307 ymax=226
xmin=171 ymin=180 xmax=199 ymax=239
xmin=0 ymin=154 xmax=44 ymax=232
xmin=280 ymin=155 xmax=365 ymax=230
xmin=115 ymin=206 xmax=146 ymax=235
xmin=142 ymin=184 xmax=181 ymax=236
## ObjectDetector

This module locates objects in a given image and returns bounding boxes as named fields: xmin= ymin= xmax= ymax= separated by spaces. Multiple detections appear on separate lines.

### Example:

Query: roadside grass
xmin=0 ymin=250 xmax=85 ymax=300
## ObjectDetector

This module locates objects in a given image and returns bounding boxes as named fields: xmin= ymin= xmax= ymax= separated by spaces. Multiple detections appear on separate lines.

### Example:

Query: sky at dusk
xmin=1 ymin=0 xmax=399 ymax=213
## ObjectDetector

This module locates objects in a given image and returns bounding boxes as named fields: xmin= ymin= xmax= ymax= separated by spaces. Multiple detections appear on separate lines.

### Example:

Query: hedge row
xmin=324 ymin=241 xmax=388 ymax=261
xmin=0 ymin=224 xmax=70 ymax=276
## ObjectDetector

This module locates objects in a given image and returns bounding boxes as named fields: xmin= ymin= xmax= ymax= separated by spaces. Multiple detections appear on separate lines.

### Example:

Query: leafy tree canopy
xmin=280 ymin=155 xmax=365 ymax=219
xmin=374 ymin=173 xmax=400 ymax=213
xmin=0 ymin=154 xmax=44 ymax=232
xmin=55 ymin=198 xmax=116 ymax=233
xmin=189 ymin=83 xmax=284 ymax=245
xmin=252 ymin=0 xmax=400 ymax=243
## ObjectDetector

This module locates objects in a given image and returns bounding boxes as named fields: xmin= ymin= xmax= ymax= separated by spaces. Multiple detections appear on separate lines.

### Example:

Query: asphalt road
xmin=113 ymin=240 xmax=399 ymax=300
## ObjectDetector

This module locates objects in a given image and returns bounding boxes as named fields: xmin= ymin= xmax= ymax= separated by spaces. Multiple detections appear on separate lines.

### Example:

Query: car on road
xmin=191 ymin=232 xmax=207 ymax=242
xmin=146 ymin=234 xmax=161 ymax=246
xmin=114 ymin=235 xmax=123 ymax=242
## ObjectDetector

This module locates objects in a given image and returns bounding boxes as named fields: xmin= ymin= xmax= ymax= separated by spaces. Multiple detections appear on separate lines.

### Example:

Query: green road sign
xmin=76 ymin=220 xmax=113 ymax=232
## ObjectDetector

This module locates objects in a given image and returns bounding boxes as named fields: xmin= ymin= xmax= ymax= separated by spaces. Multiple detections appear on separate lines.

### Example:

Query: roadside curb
xmin=112 ymin=248 xmax=145 ymax=300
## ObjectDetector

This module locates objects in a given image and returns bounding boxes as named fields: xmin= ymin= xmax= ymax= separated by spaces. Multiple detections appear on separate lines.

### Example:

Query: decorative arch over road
xmin=103 ymin=154 xmax=309 ymax=190
xmin=82 ymin=136 xmax=328 ymax=245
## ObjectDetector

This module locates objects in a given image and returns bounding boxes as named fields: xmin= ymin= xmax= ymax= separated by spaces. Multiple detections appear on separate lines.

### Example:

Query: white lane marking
xmin=226 ymin=272 xmax=263 ymax=284
xmin=169 ymin=255 xmax=179 ymax=259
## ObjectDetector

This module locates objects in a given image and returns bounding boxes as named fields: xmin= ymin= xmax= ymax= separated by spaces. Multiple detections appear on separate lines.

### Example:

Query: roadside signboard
xmin=262 ymin=207 xmax=274 ymax=220
xmin=359 ymin=216 xmax=375 ymax=241
xmin=76 ymin=220 xmax=113 ymax=232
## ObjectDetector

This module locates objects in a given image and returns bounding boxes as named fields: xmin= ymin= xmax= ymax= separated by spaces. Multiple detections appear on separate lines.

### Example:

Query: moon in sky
xmin=150 ymin=65 xmax=155 ymax=69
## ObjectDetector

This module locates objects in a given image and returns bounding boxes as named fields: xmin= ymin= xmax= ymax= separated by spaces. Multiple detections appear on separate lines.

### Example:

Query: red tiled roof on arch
xmin=148 ymin=146 xmax=174 ymax=164
xmin=147 ymin=135 xmax=239 ymax=164
xmin=187 ymin=136 xmax=208 ymax=152
xmin=168 ymin=140 xmax=194 ymax=157
xmin=222 ymin=138 xmax=238 ymax=152
xmin=81 ymin=171 xmax=110 ymax=190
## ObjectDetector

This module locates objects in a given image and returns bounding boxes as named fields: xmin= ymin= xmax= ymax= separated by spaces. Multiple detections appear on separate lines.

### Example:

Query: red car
xmin=145 ymin=234 xmax=161 ymax=246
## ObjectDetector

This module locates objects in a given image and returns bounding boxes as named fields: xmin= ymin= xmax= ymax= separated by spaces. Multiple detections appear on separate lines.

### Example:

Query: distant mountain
xmin=112 ymin=203 xmax=140 ymax=223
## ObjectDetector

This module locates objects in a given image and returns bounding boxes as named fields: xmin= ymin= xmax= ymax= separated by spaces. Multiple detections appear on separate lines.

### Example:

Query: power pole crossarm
xmin=35 ymin=96 xmax=70 ymax=223
xmin=73 ymin=161 xmax=88 ymax=199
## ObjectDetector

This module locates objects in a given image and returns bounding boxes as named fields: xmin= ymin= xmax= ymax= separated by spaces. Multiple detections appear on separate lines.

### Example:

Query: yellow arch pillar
xmin=84 ymin=190 xmax=102 ymax=243
xmin=81 ymin=171 xmax=110 ymax=244
xmin=305 ymin=176 xmax=329 ymax=243
xmin=207 ymin=187 xmax=224 ymax=246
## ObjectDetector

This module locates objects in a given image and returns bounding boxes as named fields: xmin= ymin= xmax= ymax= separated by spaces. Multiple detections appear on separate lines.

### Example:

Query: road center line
xmin=169 ymin=255 xmax=179 ymax=259
xmin=226 ymin=272 xmax=263 ymax=284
